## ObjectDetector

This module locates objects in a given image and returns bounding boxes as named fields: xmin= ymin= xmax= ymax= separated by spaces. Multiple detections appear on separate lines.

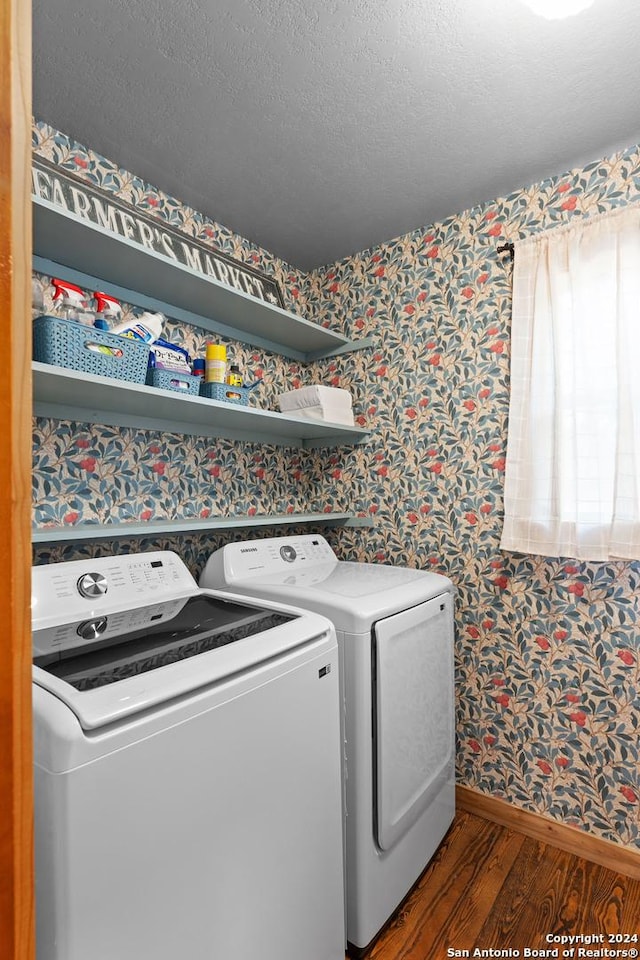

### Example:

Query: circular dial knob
xmin=76 ymin=617 xmax=108 ymax=641
xmin=77 ymin=572 xmax=108 ymax=599
xmin=279 ymin=545 xmax=297 ymax=563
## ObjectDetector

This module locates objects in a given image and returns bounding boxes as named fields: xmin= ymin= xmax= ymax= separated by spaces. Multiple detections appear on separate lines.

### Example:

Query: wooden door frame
xmin=0 ymin=0 xmax=34 ymax=957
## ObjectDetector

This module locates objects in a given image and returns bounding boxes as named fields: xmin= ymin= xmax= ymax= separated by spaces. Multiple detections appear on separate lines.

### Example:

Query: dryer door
xmin=374 ymin=592 xmax=454 ymax=851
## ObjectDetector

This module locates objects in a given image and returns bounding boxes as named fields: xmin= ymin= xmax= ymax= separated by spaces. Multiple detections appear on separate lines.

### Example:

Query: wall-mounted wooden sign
xmin=31 ymin=156 xmax=286 ymax=309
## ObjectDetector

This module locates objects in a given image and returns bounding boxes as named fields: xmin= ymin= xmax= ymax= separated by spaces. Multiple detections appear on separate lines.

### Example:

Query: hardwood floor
xmin=361 ymin=812 xmax=640 ymax=959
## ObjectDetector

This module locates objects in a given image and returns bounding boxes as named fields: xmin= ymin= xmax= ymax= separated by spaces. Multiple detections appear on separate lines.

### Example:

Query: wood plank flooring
xmin=361 ymin=811 xmax=640 ymax=959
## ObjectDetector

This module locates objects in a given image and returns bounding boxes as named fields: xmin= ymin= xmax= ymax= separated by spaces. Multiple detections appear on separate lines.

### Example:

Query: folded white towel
xmin=278 ymin=385 xmax=353 ymax=413
xmin=281 ymin=404 xmax=355 ymax=427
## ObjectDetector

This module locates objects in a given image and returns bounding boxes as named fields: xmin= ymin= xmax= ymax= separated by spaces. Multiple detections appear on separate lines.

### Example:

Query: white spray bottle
xmin=52 ymin=278 xmax=93 ymax=327
xmin=93 ymin=291 xmax=122 ymax=331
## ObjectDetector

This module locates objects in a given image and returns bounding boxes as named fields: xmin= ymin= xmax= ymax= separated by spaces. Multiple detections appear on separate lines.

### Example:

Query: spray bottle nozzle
xmin=93 ymin=291 xmax=122 ymax=316
xmin=52 ymin=278 xmax=86 ymax=305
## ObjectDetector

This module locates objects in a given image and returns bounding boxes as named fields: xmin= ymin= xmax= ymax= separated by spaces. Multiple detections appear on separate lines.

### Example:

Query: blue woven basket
xmin=146 ymin=368 xmax=201 ymax=396
xmin=33 ymin=315 xmax=150 ymax=384
xmin=200 ymin=381 xmax=250 ymax=406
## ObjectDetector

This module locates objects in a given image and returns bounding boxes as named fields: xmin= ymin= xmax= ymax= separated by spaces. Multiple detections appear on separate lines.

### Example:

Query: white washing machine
xmin=201 ymin=534 xmax=456 ymax=956
xmin=32 ymin=550 xmax=345 ymax=960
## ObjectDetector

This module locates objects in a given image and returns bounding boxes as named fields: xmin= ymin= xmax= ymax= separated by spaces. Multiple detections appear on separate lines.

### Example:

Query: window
xmin=500 ymin=204 xmax=640 ymax=561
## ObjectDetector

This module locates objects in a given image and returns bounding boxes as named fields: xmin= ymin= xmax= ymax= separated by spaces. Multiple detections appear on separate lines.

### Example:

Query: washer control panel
xmin=32 ymin=551 xmax=198 ymax=629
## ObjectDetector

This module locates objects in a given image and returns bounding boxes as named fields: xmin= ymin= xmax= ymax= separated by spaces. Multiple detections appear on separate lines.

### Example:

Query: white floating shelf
xmin=33 ymin=197 xmax=373 ymax=362
xmin=32 ymin=363 xmax=371 ymax=449
xmin=32 ymin=512 xmax=373 ymax=544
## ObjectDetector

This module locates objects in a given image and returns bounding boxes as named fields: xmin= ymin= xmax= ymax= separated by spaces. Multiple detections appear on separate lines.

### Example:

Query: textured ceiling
xmin=33 ymin=0 xmax=640 ymax=271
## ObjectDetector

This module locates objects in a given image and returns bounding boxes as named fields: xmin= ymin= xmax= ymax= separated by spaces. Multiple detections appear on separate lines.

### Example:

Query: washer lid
xmin=33 ymin=593 xmax=297 ymax=689
xmin=33 ymin=589 xmax=332 ymax=730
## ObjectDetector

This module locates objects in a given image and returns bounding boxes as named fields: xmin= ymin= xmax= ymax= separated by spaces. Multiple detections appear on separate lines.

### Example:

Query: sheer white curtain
xmin=500 ymin=204 xmax=640 ymax=561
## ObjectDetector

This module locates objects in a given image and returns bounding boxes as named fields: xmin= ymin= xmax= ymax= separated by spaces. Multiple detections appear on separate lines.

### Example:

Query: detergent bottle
xmin=111 ymin=310 xmax=164 ymax=343
xmin=93 ymin=291 xmax=122 ymax=331
xmin=226 ymin=363 xmax=243 ymax=387
xmin=52 ymin=278 xmax=94 ymax=326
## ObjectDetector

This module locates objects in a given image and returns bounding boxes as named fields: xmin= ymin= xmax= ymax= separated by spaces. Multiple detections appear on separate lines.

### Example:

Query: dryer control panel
xmin=212 ymin=535 xmax=338 ymax=583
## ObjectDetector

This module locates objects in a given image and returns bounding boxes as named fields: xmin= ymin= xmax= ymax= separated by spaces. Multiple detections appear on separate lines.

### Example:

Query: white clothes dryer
xmin=32 ymin=550 xmax=345 ymax=960
xmin=200 ymin=534 xmax=456 ymax=956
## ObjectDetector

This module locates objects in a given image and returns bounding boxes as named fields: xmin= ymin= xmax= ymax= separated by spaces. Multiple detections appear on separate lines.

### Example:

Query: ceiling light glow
xmin=520 ymin=0 xmax=595 ymax=19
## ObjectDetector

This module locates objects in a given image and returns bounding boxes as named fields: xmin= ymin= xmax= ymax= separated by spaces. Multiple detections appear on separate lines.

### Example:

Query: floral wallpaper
xmin=32 ymin=119 xmax=640 ymax=851
xmin=306 ymin=145 xmax=640 ymax=851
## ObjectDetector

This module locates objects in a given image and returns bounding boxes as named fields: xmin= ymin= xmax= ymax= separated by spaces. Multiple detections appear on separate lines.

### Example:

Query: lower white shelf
xmin=32 ymin=363 xmax=371 ymax=449
xmin=32 ymin=512 xmax=373 ymax=544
